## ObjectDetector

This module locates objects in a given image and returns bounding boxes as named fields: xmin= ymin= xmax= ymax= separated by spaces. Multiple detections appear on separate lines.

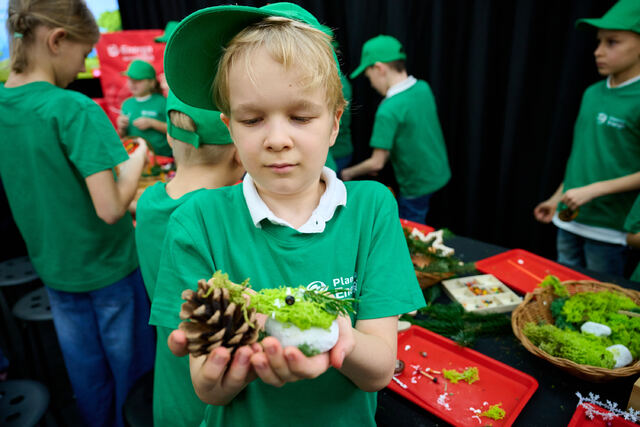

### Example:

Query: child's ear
xmin=329 ymin=108 xmax=344 ymax=147
xmin=47 ymin=28 xmax=67 ymax=53
xmin=220 ymin=113 xmax=231 ymax=132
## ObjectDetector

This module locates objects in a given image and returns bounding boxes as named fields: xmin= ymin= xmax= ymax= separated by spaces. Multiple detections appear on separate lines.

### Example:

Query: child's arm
xmin=116 ymin=115 xmax=129 ymax=137
xmin=133 ymin=117 xmax=168 ymax=134
xmin=341 ymin=149 xmax=390 ymax=181
xmin=85 ymin=142 xmax=147 ymax=224
xmin=627 ymin=232 xmax=640 ymax=249
xmin=561 ymin=171 xmax=640 ymax=211
xmin=534 ymin=182 xmax=563 ymax=223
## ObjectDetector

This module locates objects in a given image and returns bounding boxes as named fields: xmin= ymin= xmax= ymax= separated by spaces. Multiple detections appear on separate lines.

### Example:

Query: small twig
xmin=618 ymin=310 xmax=640 ymax=318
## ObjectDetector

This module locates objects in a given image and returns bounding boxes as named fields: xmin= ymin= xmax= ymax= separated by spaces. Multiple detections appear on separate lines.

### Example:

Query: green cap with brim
xmin=166 ymin=90 xmax=233 ymax=148
xmin=350 ymin=35 xmax=406 ymax=79
xmin=123 ymin=59 xmax=156 ymax=80
xmin=575 ymin=0 xmax=640 ymax=33
xmin=155 ymin=21 xmax=179 ymax=43
xmin=164 ymin=2 xmax=326 ymax=111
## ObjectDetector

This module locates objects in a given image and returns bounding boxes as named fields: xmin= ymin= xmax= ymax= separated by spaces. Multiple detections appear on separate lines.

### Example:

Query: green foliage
xmin=443 ymin=367 xmax=479 ymax=384
xmin=562 ymin=292 xmax=637 ymax=323
xmin=97 ymin=10 xmax=122 ymax=32
xmin=403 ymin=302 xmax=511 ymax=347
xmin=539 ymin=275 xmax=569 ymax=298
xmin=403 ymin=228 xmax=476 ymax=275
xmin=297 ymin=343 xmax=321 ymax=357
xmin=480 ymin=403 xmax=505 ymax=420
xmin=549 ymin=298 xmax=575 ymax=330
xmin=523 ymin=323 xmax=615 ymax=368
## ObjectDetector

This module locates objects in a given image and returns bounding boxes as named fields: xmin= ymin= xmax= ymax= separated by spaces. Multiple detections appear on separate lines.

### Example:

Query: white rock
xmin=580 ymin=321 xmax=612 ymax=337
xmin=606 ymin=344 xmax=633 ymax=368
xmin=265 ymin=317 xmax=338 ymax=354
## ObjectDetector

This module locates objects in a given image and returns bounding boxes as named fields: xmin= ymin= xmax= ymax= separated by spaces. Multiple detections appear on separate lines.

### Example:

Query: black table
xmin=376 ymin=236 xmax=639 ymax=427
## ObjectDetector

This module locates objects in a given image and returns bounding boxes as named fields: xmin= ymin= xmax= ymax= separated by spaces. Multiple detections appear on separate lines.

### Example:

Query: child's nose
xmin=264 ymin=119 xmax=293 ymax=151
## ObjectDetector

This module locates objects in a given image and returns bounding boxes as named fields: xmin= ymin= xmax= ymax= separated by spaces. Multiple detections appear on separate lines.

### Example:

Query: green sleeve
xmin=150 ymin=210 xmax=217 ymax=329
xmin=357 ymin=186 xmax=425 ymax=318
xmin=61 ymin=97 xmax=128 ymax=177
xmin=369 ymin=104 xmax=399 ymax=151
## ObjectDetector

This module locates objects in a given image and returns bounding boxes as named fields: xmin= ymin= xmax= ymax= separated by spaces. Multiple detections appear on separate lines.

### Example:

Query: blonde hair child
xmin=1 ymin=1 xmax=155 ymax=426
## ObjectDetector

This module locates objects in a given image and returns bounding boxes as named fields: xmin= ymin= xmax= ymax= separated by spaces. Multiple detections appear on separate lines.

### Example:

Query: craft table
xmin=375 ymin=235 xmax=639 ymax=427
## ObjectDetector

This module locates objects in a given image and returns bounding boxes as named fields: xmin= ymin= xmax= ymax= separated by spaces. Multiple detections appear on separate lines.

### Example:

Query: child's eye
xmin=607 ymin=39 xmax=618 ymax=46
xmin=291 ymin=116 xmax=312 ymax=123
xmin=240 ymin=118 xmax=262 ymax=126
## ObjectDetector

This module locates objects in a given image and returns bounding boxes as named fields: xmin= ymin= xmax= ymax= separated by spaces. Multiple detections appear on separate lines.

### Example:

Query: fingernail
xmin=237 ymin=353 xmax=248 ymax=365
xmin=214 ymin=354 xmax=226 ymax=364
xmin=285 ymin=352 xmax=296 ymax=362
xmin=267 ymin=345 xmax=277 ymax=355
xmin=255 ymin=361 xmax=266 ymax=369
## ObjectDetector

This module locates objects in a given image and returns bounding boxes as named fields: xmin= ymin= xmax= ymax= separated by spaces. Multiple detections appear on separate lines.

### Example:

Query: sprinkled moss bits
xmin=179 ymin=271 xmax=259 ymax=356
xmin=480 ymin=403 xmax=505 ymax=420
xmin=442 ymin=367 xmax=479 ymax=384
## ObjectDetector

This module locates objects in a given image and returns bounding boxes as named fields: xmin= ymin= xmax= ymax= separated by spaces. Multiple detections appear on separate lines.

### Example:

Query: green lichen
xmin=297 ymin=343 xmax=321 ymax=357
xmin=539 ymin=275 xmax=569 ymax=298
xmin=480 ymin=403 xmax=505 ymax=420
xmin=442 ymin=367 xmax=479 ymax=384
xmin=249 ymin=287 xmax=350 ymax=330
xmin=523 ymin=323 xmax=615 ymax=368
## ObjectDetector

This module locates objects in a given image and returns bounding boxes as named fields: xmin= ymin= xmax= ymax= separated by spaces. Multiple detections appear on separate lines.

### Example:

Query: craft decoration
xmin=576 ymin=392 xmax=639 ymax=423
xmin=442 ymin=367 xmax=479 ymax=384
xmin=403 ymin=228 xmax=476 ymax=278
xmin=480 ymin=403 xmax=506 ymax=420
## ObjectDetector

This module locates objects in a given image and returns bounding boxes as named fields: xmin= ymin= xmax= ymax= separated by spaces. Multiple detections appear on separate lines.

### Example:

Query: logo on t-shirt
xmin=596 ymin=112 xmax=626 ymax=129
xmin=306 ymin=273 xmax=357 ymax=300
xmin=141 ymin=110 xmax=159 ymax=118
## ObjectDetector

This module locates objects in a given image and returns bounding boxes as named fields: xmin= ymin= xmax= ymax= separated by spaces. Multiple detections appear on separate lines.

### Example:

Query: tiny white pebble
xmin=517 ymin=259 xmax=524 ymax=264
xmin=411 ymin=377 xmax=417 ymax=384
xmin=405 ymin=345 xmax=411 ymax=351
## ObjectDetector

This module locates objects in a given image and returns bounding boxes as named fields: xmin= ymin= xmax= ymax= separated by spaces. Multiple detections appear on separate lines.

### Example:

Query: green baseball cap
xmin=155 ymin=21 xmax=179 ymax=43
xmin=123 ymin=59 xmax=156 ymax=80
xmin=164 ymin=2 xmax=327 ymax=110
xmin=576 ymin=0 xmax=640 ymax=33
xmin=166 ymin=90 xmax=233 ymax=147
xmin=350 ymin=35 xmax=406 ymax=79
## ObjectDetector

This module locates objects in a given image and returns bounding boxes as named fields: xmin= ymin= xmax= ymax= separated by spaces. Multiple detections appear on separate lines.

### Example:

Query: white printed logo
xmin=307 ymin=281 xmax=328 ymax=292
xmin=107 ymin=44 xmax=119 ymax=57
xmin=597 ymin=113 xmax=608 ymax=125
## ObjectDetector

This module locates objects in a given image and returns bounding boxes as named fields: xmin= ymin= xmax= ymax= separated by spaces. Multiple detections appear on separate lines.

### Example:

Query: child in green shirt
xmin=117 ymin=60 xmax=171 ymax=156
xmin=153 ymin=3 xmax=425 ymax=426
xmin=342 ymin=35 xmax=451 ymax=224
xmin=135 ymin=90 xmax=243 ymax=427
xmin=534 ymin=0 xmax=640 ymax=276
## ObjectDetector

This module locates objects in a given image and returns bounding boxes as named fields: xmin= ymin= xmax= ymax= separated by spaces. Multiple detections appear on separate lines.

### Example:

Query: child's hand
xmin=116 ymin=114 xmax=129 ymax=131
xmin=533 ymin=199 xmax=557 ymax=223
xmin=561 ymin=184 xmax=599 ymax=211
xmin=133 ymin=117 xmax=154 ymax=130
xmin=329 ymin=315 xmax=356 ymax=369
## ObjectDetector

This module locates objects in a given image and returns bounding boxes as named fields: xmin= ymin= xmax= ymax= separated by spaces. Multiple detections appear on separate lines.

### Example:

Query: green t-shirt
xmin=151 ymin=181 xmax=425 ymax=427
xmin=121 ymin=93 xmax=171 ymax=157
xmin=330 ymin=74 xmax=353 ymax=160
xmin=0 ymin=82 xmax=137 ymax=291
xmin=135 ymin=182 xmax=204 ymax=299
xmin=562 ymin=79 xmax=640 ymax=231
xmin=370 ymin=79 xmax=451 ymax=197
xmin=624 ymin=195 xmax=640 ymax=282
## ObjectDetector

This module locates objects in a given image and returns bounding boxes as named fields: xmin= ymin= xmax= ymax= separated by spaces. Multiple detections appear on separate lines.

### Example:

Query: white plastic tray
xmin=441 ymin=274 xmax=523 ymax=314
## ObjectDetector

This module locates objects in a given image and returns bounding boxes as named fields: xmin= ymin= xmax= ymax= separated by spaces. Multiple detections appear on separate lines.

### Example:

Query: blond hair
xmin=213 ymin=16 xmax=346 ymax=117
xmin=7 ymin=0 xmax=100 ymax=73
xmin=168 ymin=110 xmax=234 ymax=167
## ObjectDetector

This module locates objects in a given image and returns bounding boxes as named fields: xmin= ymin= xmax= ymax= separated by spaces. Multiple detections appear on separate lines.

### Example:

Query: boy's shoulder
xmin=170 ymin=184 xmax=243 ymax=223
xmin=344 ymin=180 xmax=396 ymax=206
xmin=379 ymin=79 xmax=433 ymax=110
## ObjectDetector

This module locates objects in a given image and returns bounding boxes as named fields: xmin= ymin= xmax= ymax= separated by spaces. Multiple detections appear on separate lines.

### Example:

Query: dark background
xmin=1 ymin=0 xmax=623 ymax=267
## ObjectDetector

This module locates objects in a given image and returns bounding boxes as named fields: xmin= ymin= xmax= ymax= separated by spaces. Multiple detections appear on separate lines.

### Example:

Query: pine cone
xmin=179 ymin=278 xmax=259 ymax=357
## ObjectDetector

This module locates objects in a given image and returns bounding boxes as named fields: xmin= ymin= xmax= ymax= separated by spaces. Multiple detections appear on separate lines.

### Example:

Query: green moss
xmin=523 ymin=323 xmax=615 ymax=368
xmin=249 ymin=287 xmax=337 ymax=330
xmin=297 ymin=343 xmax=321 ymax=357
xmin=442 ymin=367 xmax=479 ymax=384
xmin=540 ymin=275 xmax=569 ymax=298
xmin=562 ymin=292 xmax=637 ymax=323
xmin=480 ymin=403 xmax=505 ymax=420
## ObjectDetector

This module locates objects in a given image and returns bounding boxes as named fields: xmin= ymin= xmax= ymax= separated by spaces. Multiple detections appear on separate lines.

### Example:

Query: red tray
xmin=388 ymin=325 xmax=538 ymax=426
xmin=475 ymin=249 xmax=594 ymax=294
xmin=400 ymin=218 xmax=435 ymax=234
xmin=568 ymin=403 xmax=637 ymax=426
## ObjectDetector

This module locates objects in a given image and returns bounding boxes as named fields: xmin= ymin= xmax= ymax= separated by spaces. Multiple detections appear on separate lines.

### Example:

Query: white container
xmin=441 ymin=274 xmax=523 ymax=314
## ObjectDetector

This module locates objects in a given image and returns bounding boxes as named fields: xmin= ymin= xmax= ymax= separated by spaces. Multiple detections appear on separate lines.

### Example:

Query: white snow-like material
xmin=580 ymin=321 xmax=612 ymax=337
xmin=409 ymin=229 xmax=455 ymax=256
xmin=265 ymin=317 xmax=338 ymax=354
xmin=606 ymin=344 xmax=633 ymax=368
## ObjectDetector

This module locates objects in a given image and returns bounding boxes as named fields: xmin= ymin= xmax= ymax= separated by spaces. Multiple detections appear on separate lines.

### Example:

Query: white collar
xmin=242 ymin=166 xmax=347 ymax=233
xmin=606 ymin=74 xmax=640 ymax=89
xmin=386 ymin=75 xmax=417 ymax=98
xmin=135 ymin=94 xmax=152 ymax=102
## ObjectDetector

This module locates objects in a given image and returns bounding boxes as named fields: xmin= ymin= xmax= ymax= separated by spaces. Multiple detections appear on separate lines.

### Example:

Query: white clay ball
xmin=580 ymin=321 xmax=612 ymax=337
xmin=265 ymin=317 xmax=339 ymax=354
xmin=606 ymin=344 xmax=633 ymax=368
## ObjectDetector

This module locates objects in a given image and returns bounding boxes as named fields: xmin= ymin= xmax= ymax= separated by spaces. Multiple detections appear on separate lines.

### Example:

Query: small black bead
xmin=285 ymin=295 xmax=295 ymax=305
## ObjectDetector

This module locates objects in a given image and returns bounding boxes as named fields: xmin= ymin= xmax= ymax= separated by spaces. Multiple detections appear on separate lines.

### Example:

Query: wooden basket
xmin=411 ymin=253 xmax=454 ymax=289
xmin=512 ymin=280 xmax=640 ymax=382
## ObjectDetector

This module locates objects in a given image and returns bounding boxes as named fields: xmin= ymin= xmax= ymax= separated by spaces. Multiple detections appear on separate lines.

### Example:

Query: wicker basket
xmin=411 ymin=253 xmax=454 ymax=289
xmin=512 ymin=280 xmax=640 ymax=382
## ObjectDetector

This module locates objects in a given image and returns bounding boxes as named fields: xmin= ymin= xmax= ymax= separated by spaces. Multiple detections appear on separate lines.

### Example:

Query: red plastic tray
xmin=568 ymin=403 xmax=637 ymax=426
xmin=400 ymin=218 xmax=435 ymax=234
xmin=475 ymin=249 xmax=594 ymax=294
xmin=388 ymin=325 xmax=538 ymax=426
